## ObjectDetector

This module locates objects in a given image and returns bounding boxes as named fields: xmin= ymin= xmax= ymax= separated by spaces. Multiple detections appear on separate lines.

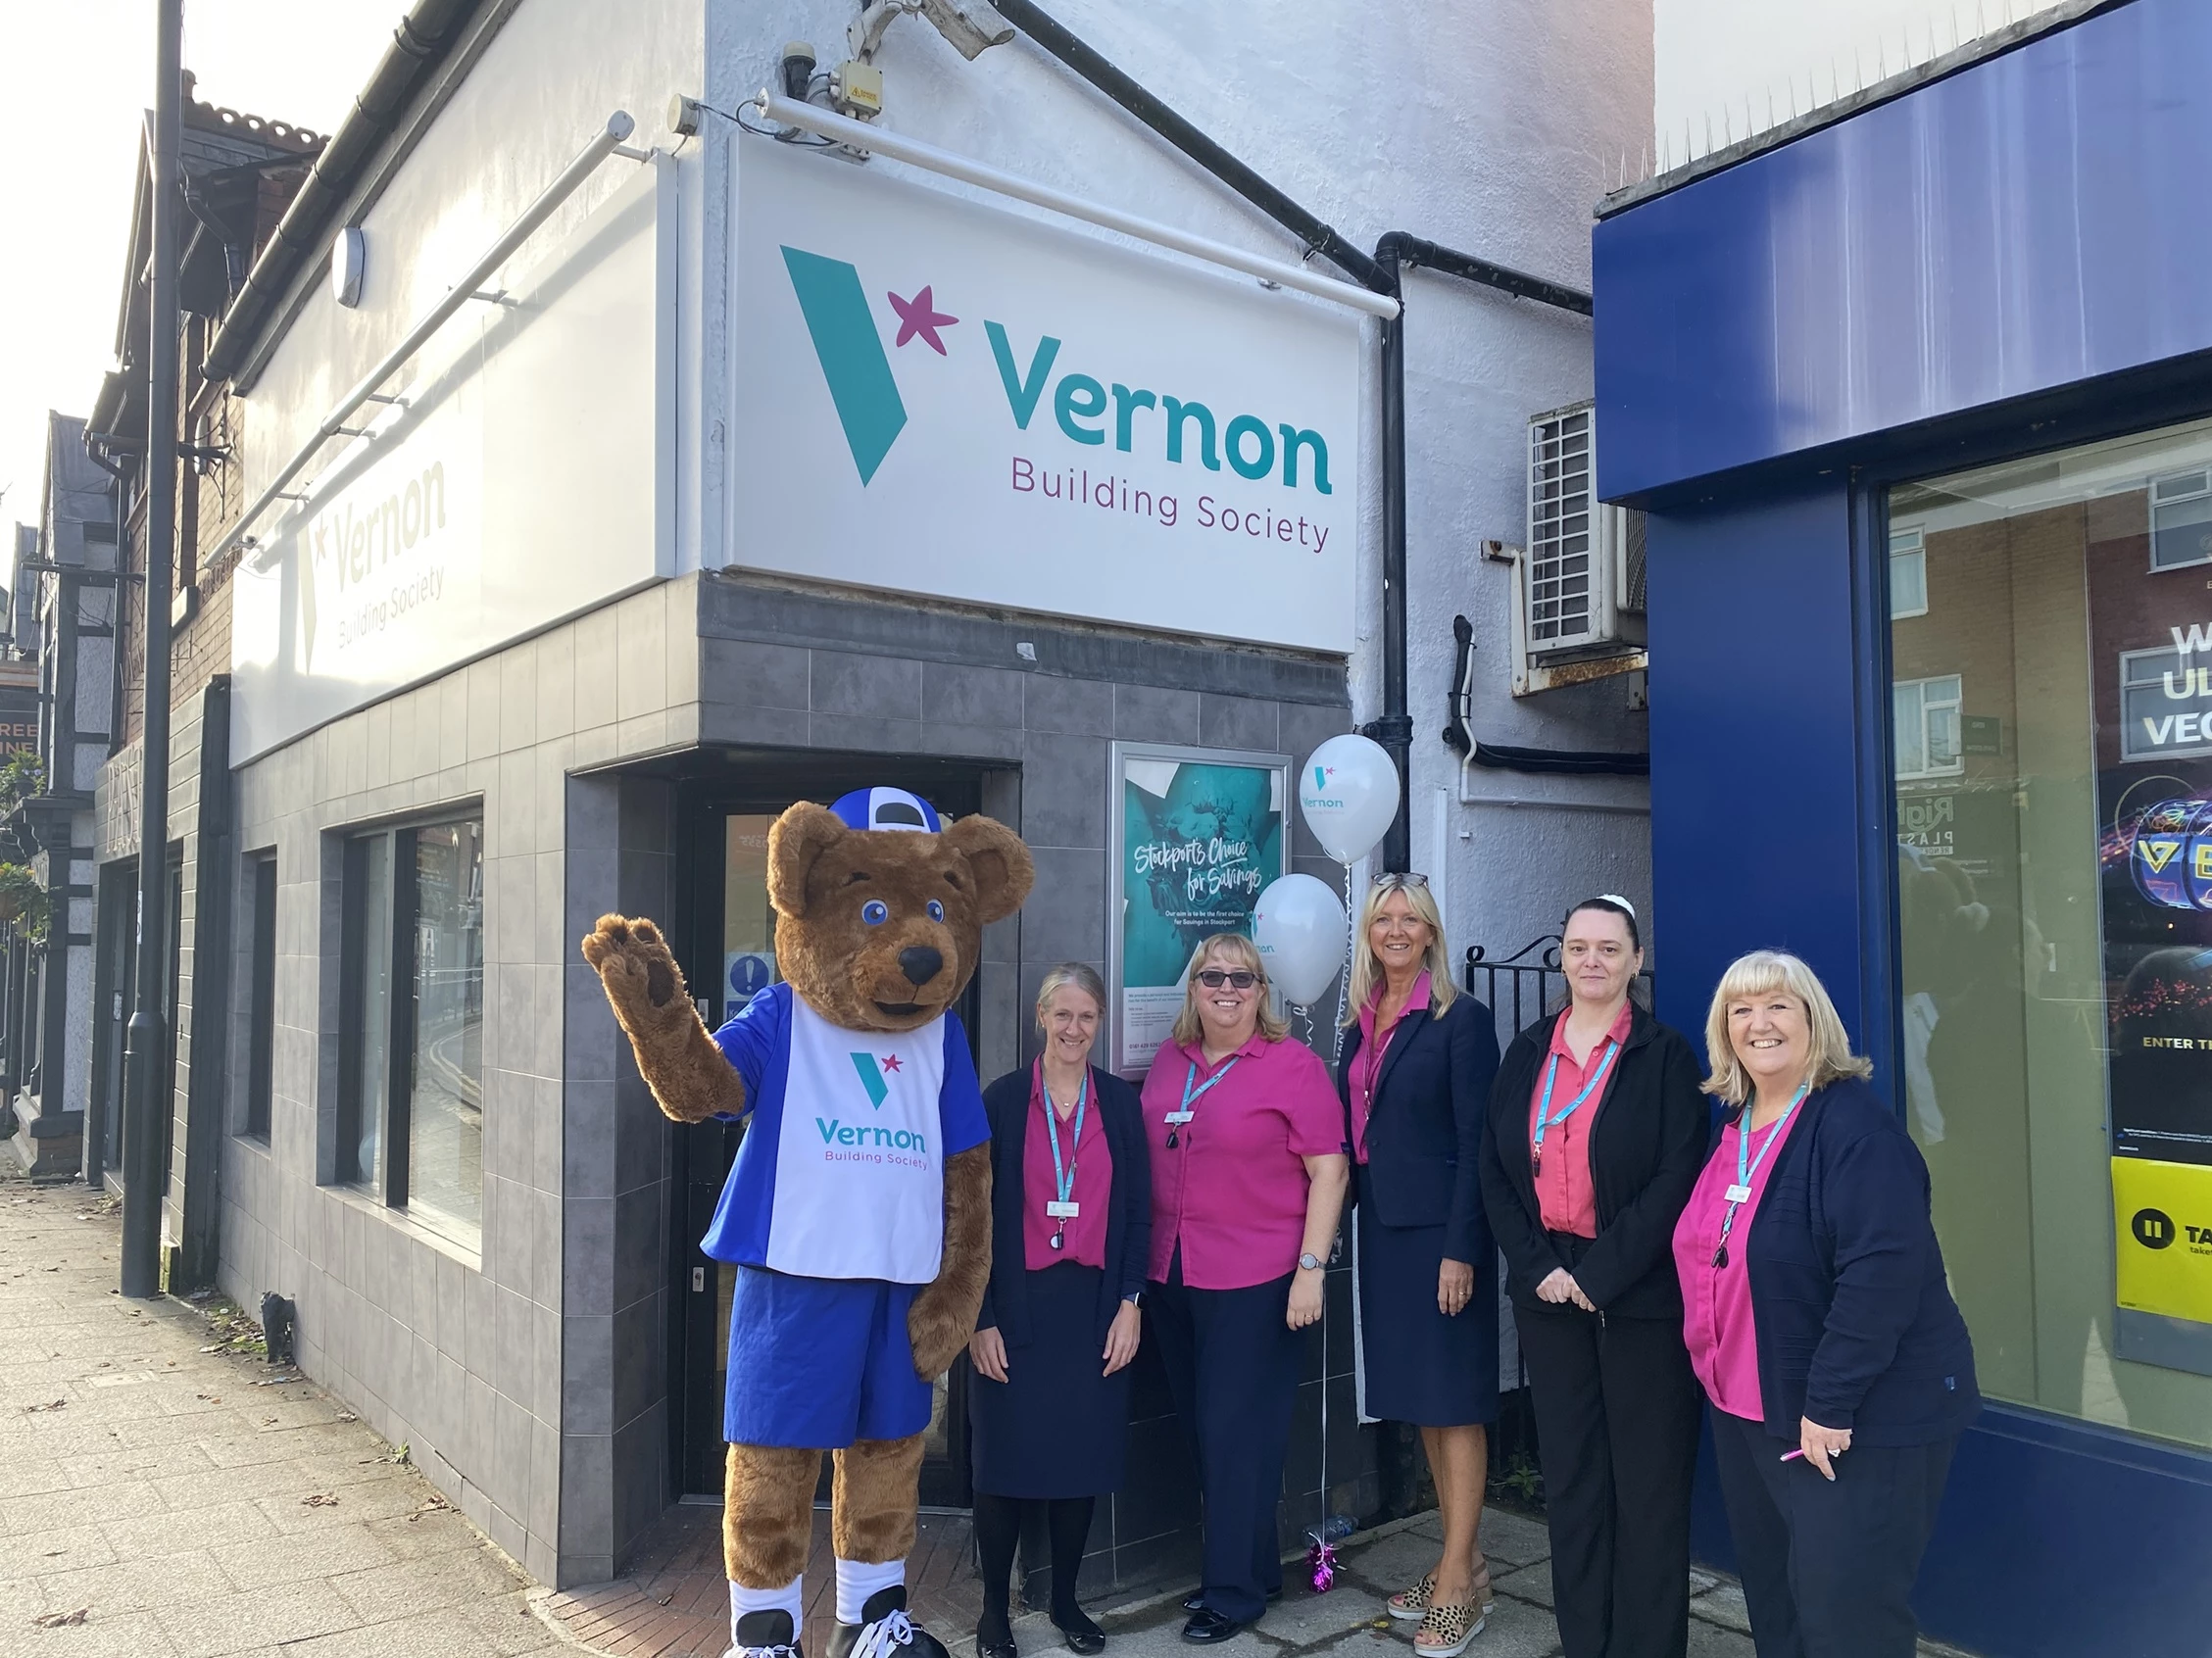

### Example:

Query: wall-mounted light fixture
xmin=332 ymin=225 xmax=366 ymax=308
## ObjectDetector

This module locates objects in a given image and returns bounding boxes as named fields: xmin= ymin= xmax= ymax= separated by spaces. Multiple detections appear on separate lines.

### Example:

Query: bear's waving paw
xmin=582 ymin=914 xmax=746 ymax=1125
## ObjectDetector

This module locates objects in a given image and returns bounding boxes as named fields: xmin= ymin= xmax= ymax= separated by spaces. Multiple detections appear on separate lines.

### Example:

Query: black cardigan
xmin=1741 ymin=1077 xmax=1980 ymax=1446
xmin=1480 ymin=1004 xmax=1708 ymax=1320
xmin=974 ymin=1064 xmax=1152 ymax=1348
xmin=1336 ymin=992 xmax=1499 ymax=1264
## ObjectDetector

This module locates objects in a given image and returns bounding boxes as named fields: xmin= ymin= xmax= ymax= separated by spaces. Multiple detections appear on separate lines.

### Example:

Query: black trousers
xmin=1147 ymin=1252 xmax=1302 ymax=1624
xmin=1709 ymin=1408 xmax=1954 ymax=1658
xmin=1517 ymin=1293 xmax=1701 ymax=1658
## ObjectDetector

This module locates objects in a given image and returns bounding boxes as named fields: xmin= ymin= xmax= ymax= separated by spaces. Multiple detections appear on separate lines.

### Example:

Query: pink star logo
xmin=887 ymin=286 xmax=958 ymax=354
xmin=882 ymin=1053 xmax=903 ymax=1073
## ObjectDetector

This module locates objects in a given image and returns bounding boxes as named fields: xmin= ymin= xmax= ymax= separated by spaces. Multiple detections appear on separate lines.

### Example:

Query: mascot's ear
xmin=766 ymin=803 xmax=848 ymax=920
xmin=943 ymin=814 xmax=1035 ymax=925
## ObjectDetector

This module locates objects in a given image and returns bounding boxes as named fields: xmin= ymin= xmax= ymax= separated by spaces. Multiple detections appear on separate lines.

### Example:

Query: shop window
xmin=242 ymin=851 xmax=276 ymax=1141
xmin=1890 ymin=525 xmax=1929 ymax=618
xmin=336 ymin=816 xmax=484 ymax=1251
xmin=1890 ymin=413 xmax=2212 ymax=1454
xmin=1892 ymin=674 xmax=1962 ymax=779
xmin=2148 ymin=468 xmax=2212 ymax=570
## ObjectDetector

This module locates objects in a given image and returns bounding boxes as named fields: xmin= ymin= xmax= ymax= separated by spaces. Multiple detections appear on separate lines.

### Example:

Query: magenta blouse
xmin=1672 ymin=1105 xmax=1807 ymax=1420
xmin=1021 ymin=1064 xmax=1113 ymax=1270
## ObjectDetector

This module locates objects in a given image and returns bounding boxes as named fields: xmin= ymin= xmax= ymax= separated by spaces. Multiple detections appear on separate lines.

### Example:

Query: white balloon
xmin=1298 ymin=734 xmax=1400 ymax=864
xmin=1253 ymin=874 xmax=1350 ymax=1007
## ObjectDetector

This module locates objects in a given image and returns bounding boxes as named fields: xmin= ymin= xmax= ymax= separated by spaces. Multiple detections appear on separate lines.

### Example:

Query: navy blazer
xmin=1742 ymin=1077 xmax=1980 ymax=1447
xmin=975 ymin=1064 xmax=1152 ymax=1349
xmin=1336 ymin=992 xmax=1499 ymax=1264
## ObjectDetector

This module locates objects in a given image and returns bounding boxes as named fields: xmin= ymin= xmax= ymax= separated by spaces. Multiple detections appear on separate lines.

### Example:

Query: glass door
xmin=673 ymin=772 xmax=988 ymax=1507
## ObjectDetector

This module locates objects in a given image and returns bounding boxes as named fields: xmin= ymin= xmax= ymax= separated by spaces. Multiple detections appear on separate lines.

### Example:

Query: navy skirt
xmin=968 ymin=1263 xmax=1129 ymax=1498
xmin=1355 ymin=1167 xmax=1499 ymax=1427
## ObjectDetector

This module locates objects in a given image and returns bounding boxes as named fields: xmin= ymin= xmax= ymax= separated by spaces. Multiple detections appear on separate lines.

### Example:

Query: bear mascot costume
xmin=583 ymin=787 xmax=1032 ymax=1658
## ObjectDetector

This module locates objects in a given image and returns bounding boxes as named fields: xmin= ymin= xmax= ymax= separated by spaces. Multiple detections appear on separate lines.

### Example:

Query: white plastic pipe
xmin=226 ymin=111 xmax=641 ymax=573
xmin=753 ymin=93 xmax=1401 ymax=320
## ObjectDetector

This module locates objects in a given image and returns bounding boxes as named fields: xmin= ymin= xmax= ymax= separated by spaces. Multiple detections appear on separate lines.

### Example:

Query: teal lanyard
xmin=1167 ymin=1056 xmax=1240 ymax=1147
xmin=1531 ymin=1039 xmax=1619 ymax=1175
xmin=1712 ymin=1085 xmax=1809 ymax=1268
xmin=1042 ymin=1064 xmax=1089 ymax=1207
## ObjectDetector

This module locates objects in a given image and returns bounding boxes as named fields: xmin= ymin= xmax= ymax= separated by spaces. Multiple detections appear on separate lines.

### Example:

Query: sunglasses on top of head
xmin=1371 ymin=871 xmax=1430 ymax=890
xmin=1196 ymin=969 xmax=1260 ymax=990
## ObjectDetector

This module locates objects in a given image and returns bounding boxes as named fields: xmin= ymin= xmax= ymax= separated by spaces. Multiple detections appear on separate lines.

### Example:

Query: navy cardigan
xmin=1742 ymin=1077 xmax=1980 ymax=1447
xmin=1336 ymin=993 xmax=1499 ymax=1265
xmin=974 ymin=1065 xmax=1152 ymax=1349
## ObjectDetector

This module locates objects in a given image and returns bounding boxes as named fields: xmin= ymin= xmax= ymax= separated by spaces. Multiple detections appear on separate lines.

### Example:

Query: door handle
xmin=692 ymin=1266 xmax=706 ymax=1292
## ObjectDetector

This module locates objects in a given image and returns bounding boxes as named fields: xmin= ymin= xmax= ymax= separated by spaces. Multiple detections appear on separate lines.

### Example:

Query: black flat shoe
xmin=1182 ymin=1590 xmax=1278 ymax=1614
xmin=976 ymin=1612 xmax=1016 ymax=1658
xmin=1053 ymin=1610 xmax=1106 ymax=1655
xmin=1180 ymin=1609 xmax=1245 ymax=1645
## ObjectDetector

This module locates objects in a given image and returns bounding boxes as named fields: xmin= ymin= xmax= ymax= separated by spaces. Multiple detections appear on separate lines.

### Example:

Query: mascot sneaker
xmin=731 ymin=1608 xmax=804 ymax=1658
xmin=824 ymin=1586 xmax=950 ymax=1658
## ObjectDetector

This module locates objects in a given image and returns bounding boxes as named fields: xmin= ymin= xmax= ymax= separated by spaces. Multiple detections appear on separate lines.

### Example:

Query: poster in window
xmin=1107 ymin=743 xmax=1288 ymax=1076
xmin=2094 ymin=567 xmax=2212 ymax=1343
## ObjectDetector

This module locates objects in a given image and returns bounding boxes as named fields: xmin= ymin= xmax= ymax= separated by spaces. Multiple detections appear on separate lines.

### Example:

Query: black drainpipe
xmin=993 ymin=1 xmax=1631 ymax=866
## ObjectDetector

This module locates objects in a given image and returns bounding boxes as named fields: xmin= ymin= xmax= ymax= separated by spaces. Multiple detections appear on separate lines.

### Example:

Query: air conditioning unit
xmin=1502 ymin=402 xmax=1647 ymax=697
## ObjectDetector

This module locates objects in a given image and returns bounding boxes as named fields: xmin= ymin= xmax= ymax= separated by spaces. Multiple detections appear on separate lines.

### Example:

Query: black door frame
xmin=666 ymin=756 xmax=997 ymax=1508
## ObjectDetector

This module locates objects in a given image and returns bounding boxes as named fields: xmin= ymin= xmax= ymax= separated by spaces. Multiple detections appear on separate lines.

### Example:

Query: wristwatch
xmin=1298 ymin=1252 xmax=1324 ymax=1272
xmin=1122 ymin=1290 xmax=1144 ymax=1308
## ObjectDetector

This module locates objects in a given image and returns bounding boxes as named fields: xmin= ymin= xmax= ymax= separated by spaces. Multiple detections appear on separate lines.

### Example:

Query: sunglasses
xmin=1371 ymin=871 xmax=1430 ymax=889
xmin=1196 ymin=969 xmax=1261 ymax=990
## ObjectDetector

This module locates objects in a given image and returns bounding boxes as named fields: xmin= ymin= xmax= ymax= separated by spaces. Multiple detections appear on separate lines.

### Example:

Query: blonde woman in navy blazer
xmin=1336 ymin=874 xmax=1500 ymax=1658
xmin=969 ymin=965 xmax=1151 ymax=1658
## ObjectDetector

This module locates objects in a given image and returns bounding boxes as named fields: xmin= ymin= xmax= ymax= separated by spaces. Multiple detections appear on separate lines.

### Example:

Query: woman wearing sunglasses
xmin=1478 ymin=897 xmax=1708 ymax=1658
xmin=1336 ymin=873 xmax=1500 ymax=1658
xmin=1141 ymin=933 xmax=1351 ymax=1645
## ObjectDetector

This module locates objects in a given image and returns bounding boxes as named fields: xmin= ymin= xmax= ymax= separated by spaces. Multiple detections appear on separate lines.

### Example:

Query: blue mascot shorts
xmin=725 ymin=1266 xmax=932 ymax=1448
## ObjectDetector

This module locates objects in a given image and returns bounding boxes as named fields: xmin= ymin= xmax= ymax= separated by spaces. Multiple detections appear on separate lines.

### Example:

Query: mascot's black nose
xmin=899 ymin=945 xmax=944 ymax=988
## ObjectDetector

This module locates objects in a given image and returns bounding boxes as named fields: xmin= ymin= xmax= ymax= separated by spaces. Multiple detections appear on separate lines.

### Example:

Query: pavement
xmin=0 ymin=1173 xmax=1969 ymax=1658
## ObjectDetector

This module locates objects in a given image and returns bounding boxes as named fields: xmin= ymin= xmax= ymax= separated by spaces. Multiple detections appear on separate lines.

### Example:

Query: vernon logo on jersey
xmin=849 ymin=1049 xmax=905 ymax=1109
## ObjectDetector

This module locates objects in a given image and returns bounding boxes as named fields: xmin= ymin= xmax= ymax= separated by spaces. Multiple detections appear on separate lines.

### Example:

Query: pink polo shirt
xmin=1672 ymin=1105 xmax=1807 ymax=1420
xmin=1351 ymin=971 xmax=1430 ymax=1164
xmin=1142 ymin=1032 xmax=1347 ymax=1291
xmin=1527 ymin=1003 xmax=1633 ymax=1239
xmin=1022 ymin=1064 xmax=1113 ymax=1270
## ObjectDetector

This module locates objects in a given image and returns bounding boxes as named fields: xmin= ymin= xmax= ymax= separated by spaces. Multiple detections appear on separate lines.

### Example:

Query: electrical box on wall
xmin=1506 ymin=401 xmax=1647 ymax=697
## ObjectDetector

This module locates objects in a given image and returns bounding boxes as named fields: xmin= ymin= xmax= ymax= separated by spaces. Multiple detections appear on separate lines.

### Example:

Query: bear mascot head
xmin=583 ymin=788 xmax=1031 ymax=1658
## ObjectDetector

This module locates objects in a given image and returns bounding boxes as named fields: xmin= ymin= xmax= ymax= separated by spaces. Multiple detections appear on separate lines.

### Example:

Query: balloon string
xmin=1330 ymin=859 xmax=1352 ymax=1065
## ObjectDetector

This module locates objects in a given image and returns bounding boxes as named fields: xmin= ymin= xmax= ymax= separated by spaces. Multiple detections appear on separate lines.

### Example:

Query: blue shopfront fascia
xmin=1598 ymin=2 xmax=2212 ymax=1653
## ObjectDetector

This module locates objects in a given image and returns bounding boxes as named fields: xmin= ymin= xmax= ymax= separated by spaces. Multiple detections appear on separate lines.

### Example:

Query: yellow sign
xmin=2112 ymin=1157 xmax=2212 ymax=1325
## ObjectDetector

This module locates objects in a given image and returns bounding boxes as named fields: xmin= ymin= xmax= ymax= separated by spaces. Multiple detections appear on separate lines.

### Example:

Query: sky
xmin=0 ymin=1 xmax=404 ymax=532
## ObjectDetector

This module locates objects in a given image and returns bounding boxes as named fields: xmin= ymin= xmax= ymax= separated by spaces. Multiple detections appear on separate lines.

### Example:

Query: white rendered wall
xmin=236 ymin=0 xmax=713 ymax=572
xmin=711 ymin=1 xmax=1655 ymax=977
xmin=1653 ymin=0 xmax=2070 ymax=168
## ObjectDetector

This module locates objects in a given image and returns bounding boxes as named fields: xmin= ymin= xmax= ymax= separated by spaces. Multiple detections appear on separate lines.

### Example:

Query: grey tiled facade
xmin=108 ymin=570 xmax=1352 ymax=1589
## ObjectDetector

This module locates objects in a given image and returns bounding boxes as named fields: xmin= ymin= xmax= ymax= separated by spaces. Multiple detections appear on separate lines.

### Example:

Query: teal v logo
xmin=782 ymin=246 xmax=907 ymax=485
xmin=850 ymin=1052 xmax=890 ymax=1109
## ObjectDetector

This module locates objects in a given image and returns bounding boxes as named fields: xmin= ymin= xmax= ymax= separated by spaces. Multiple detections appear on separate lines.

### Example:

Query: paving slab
xmin=0 ymin=1178 xmax=560 ymax=1656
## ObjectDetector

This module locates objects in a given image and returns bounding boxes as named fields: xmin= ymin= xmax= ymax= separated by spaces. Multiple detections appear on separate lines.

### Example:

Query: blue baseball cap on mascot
xmin=830 ymin=786 xmax=943 ymax=834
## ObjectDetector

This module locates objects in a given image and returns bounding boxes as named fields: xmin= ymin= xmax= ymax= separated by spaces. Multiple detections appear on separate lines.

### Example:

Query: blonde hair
xmin=1701 ymin=950 xmax=1874 ymax=1106
xmin=1342 ymin=878 xmax=1460 ymax=1026
xmin=1035 ymin=962 xmax=1107 ymax=1030
xmin=1169 ymin=932 xmax=1289 ymax=1048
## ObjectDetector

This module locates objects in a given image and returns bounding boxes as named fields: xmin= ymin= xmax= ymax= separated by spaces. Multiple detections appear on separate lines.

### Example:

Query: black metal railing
xmin=1463 ymin=937 xmax=1655 ymax=1050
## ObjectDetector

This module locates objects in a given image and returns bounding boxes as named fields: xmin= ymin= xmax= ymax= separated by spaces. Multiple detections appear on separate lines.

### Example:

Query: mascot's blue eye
xmin=861 ymin=900 xmax=889 ymax=926
xmin=926 ymin=900 xmax=945 ymax=922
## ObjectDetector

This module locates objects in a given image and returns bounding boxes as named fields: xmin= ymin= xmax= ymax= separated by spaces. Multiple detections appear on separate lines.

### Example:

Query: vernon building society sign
xmin=230 ymin=165 xmax=673 ymax=763
xmin=731 ymin=141 xmax=1363 ymax=655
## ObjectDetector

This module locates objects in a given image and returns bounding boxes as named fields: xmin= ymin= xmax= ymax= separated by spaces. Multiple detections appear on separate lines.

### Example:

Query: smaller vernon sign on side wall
xmin=730 ymin=140 xmax=1363 ymax=656
xmin=229 ymin=161 xmax=675 ymax=765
